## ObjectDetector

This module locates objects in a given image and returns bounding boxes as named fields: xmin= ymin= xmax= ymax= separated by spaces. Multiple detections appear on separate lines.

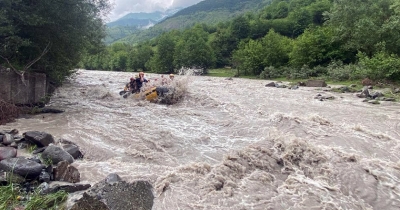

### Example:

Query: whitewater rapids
xmin=1 ymin=70 xmax=400 ymax=209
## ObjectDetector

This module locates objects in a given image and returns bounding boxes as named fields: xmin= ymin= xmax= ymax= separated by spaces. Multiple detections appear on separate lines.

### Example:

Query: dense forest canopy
xmin=0 ymin=0 xmax=110 ymax=85
xmin=2 ymin=0 xmax=399 ymax=84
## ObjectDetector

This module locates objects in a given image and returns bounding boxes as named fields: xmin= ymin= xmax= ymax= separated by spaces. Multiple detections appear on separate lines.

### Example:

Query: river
xmin=1 ymin=70 xmax=400 ymax=209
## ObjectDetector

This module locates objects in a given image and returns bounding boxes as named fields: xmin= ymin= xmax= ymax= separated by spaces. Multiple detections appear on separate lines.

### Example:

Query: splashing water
xmin=1 ymin=69 xmax=400 ymax=209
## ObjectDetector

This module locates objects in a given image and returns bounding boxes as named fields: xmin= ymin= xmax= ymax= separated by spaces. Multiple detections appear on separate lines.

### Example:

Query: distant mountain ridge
xmin=104 ymin=8 xmax=182 ymax=44
xmin=106 ymin=9 xmax=181 ymax=27
xmin=107 ymin=0 xmax=271 ymax=44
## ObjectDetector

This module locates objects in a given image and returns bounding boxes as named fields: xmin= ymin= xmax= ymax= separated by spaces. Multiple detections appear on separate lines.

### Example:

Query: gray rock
xmin=0 ymin=147 xmax=17 ymax=161
xmin=0 ymin=157 xmax=44 ymax=179
xmin=2 ymin=134 xmax=15 ymax=145
xmin=368 ymin=100 xmax=380 ymax=104
xmin=371 ymin=91 xmax=384 ymax=99
xmin=70 ymin=193 xmax=109 ymax=210
xmin=382 ymin=97 xmax=396 ymax=101
xmin=105 ymin=173 xmax=122 ymax=184
xmin=39 ymin=169 xmax=51 ymax=183
xmin=42 ymin=145 xmax=74 ymax=164
xmin=39 ymin=107 xmax=64 ymax=114
xmin=394 ymin=88 xmax=400 ymax=93
xmin=32 ymin=147 xmax=46 ymax=154
xmin=306 ymin=80 xmax=327 ymax=87
xmin=42 ymin=181 xmax=91 ymax=194
xmin=63 ymin=144 xmax=83 ymax=159
xmin=24 ymin=131 xmax=55 ymax=147
xmin=85 ymin=178 xmax=154 ymax=210
xmin=265 ymin=82 xmax=276 ymax=87
xmin=54 ymin=161 xmax=80 ymax=183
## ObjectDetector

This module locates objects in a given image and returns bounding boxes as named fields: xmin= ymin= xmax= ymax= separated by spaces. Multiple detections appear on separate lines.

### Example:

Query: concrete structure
xmin=0 ymin=67 xmax=48 ymax=105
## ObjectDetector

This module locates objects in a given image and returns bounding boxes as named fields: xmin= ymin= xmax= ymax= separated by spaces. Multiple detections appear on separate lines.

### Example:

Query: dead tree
xmin=0 ymin=42 xmax=51 ymax=86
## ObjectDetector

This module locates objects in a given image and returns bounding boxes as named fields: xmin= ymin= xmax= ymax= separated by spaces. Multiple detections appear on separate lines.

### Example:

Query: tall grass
xmin=0 ymin=182 xmax=68 ymax=210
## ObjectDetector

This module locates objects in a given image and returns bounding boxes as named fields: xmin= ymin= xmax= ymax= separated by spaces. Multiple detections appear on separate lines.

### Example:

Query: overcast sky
xmin=107 ymin=0 xmax=203 ymax=22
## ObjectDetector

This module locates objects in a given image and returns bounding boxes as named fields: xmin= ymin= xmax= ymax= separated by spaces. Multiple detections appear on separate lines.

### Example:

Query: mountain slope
xmin=105 ymin=9 xmax=181 ymax=44
xmin=113 ymin=0 xmax=271 ymax=44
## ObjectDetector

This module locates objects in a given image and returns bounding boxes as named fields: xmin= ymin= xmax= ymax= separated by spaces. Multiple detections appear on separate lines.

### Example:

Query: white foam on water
xmin=2 ymin=70 xmax=400 ymax=209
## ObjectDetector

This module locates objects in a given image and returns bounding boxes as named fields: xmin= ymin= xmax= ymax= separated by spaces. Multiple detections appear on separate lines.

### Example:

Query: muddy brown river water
xmin=1 ymin=70 xmax=400 ymax=209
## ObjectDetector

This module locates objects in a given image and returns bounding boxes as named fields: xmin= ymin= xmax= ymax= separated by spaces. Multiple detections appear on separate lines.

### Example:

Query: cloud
xmin=107 ymin=0 xmax=203 ymax=22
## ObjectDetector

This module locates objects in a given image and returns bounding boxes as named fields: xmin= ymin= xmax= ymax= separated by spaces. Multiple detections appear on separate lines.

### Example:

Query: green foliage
xmin=326 ymin=60 xmax=360 ymax=81
xmin=289 ymin=26 xmax=341 ymax=68
xmin=211 ymin=28 xmax=238 ymax=67
xmin=82 ymin=0 xmax=400 ymax=84
xmin=174 ymin=25 xmax=215 ymax=70
xmin=0 ymin=0 xmax=110 ymax=85
xmin=260 ymin=66 xmax=286 ymax=79
xmin=262 ymin=29 xmax=292 ymax=67
xmin=232 ymin=39 xmax=265 ymax=75
xmin=150 ymin=33 xmax=176 ymax=73
xmin=357 ymin=51 xmax=400 ymax=80
xmin=325 ymin=0 xmax=399 ymax=56
xmin=0 ymin=182 xmax=67 ymax=210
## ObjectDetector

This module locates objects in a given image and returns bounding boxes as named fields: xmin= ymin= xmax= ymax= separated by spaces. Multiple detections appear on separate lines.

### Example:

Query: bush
xmin=326 ymin=60 xmax=360 ymax=81
xmin=357 ymin=51 xmax=400 ymax=81
xmin=288 ymin=65 xmax=318 ymax=79
xmin=260 ymin=66 xmax=286 ymax=79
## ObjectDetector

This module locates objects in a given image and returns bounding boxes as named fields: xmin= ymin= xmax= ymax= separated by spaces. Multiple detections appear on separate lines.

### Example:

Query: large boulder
xmin=72 ymin=175 xmax=154 ymax=210
xmin=2 ymin=133 xmax=15 ymax=145
xmin=24 ymin=131 xmax=55 ymax=147
xmin=0 ymin=157 xmax=44 ymax=179
xmin=42 ymin=181 xmax=91 ymax=194
xmin=42 ymin=145 xmax=74 ymax=164
xmin=0 ymin=147 xmax=17 ymax=161
xmin=63 ymin=144 xmax=83 ymax=159
xmin=70 ymin=193 xmax=109 ymax=210
xmin=306 ymin=80 xmax=327 ymax=87
xmin=53 ymin=161 xmax=80 ymax=183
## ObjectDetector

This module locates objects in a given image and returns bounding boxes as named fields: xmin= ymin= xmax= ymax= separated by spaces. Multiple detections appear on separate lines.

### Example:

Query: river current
xmin=1 ymin=70 xmax=400 ymax=209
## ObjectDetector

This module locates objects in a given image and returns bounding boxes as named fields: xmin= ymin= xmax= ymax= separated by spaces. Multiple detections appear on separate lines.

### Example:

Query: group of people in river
xmin=124 ymin=72 xmax=175 ymax=94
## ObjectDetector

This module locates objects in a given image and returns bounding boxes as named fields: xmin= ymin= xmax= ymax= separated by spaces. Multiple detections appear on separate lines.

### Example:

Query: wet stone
xmin=54 ymin=161 xmax=80 ymax=183
xmin=63 ymin=144 xmax=83 ymax=159
xmin=0 ymin=157 xmax=44 ymax=179
xmin=2 ymin=134 xmax=15 ymax=145
xmin=42 ymin=145 xmax=74 ymax=164
xmin=24 ymin=131 xmax=55 ymax=147
xmin=0 ymin=147 xmax=17 ymax=160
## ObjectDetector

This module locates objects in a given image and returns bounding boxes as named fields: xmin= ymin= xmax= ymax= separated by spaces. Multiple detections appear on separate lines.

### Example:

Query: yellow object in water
xmin=134 ymin=87 xmax=158 ymax=101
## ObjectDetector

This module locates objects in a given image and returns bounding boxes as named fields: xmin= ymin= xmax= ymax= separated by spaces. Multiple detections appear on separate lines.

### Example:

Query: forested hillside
xmin=112 ymin=0 xmax=271 ymax=44
xmin=105 ymin=10 xmax=180 ymax=44
xmin=82 ymin=0 xmax=400 ymax=83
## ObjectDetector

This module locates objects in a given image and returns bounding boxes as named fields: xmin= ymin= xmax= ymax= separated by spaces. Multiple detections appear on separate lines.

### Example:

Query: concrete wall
xmin=0 ymin=68 xmax=48 ymax=105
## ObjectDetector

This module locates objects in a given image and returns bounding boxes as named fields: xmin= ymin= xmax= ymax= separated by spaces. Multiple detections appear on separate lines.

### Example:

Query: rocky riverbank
xmin=0 ymin=129 xmax=154 ymax=210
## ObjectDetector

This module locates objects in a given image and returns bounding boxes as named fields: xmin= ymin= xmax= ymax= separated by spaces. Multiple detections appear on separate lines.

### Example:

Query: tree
xmin=174 ymin=25 xmax=215 ymax=70
xmin=289 ymin=26 xmax=344 ymax=68
xmin=232 ymin=39 xmax=265 ymax=75
xmin=325 ymin=0 xmax=398 ymax=57
xmin=151 ymin=33 xmax=176 ymax=73
xmin=128 ymin=44 xmax=153 ymax=71
xmin=0 ymin=0 xmax=110 ymax=85
xmin=262 ymin=29 xmax=292 ymax=67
